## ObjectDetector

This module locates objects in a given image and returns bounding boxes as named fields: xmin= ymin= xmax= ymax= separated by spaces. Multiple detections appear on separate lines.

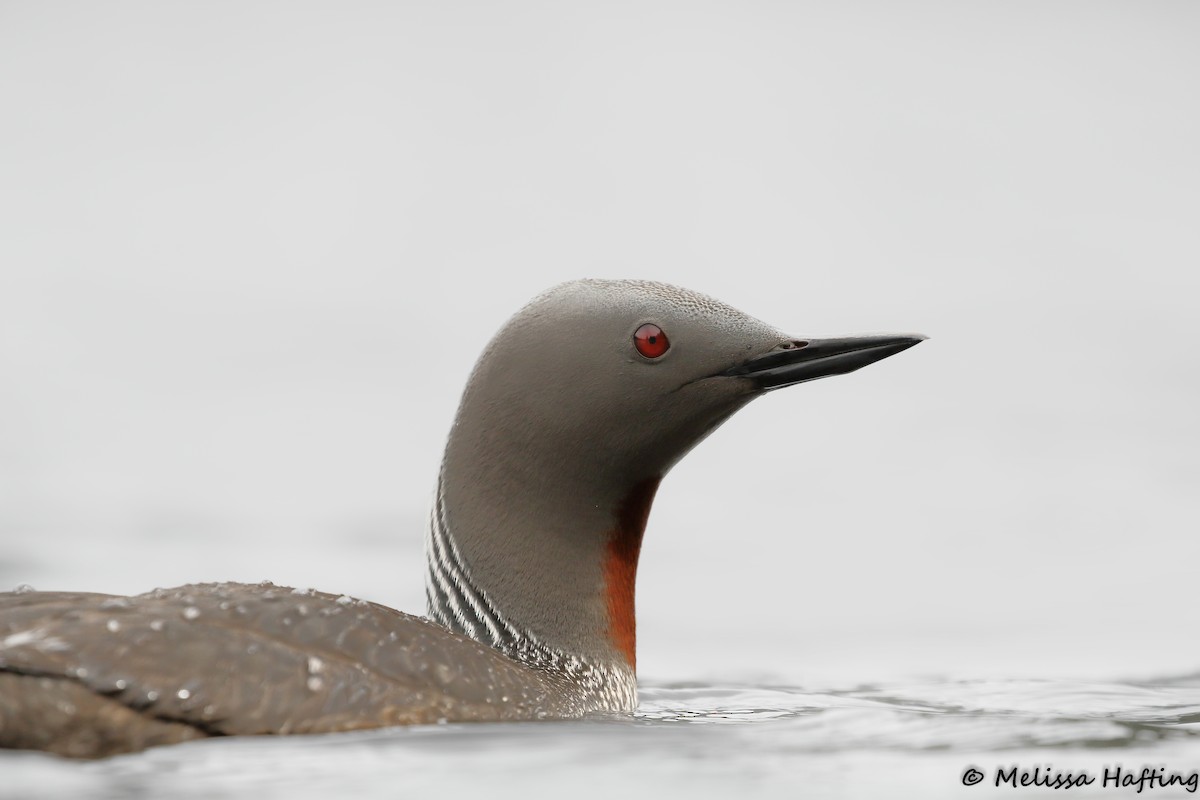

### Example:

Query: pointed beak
xmin=721 ymin=334 xmax=927 ymax=391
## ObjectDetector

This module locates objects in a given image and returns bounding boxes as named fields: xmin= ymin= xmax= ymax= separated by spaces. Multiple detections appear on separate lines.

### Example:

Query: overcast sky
xmin=1 ymin=1 xmax=1197 ymax=683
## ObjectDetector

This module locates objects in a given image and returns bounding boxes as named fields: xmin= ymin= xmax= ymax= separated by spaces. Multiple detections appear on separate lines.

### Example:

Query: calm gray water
xmin=3 ymin=676 xmax=1199 ymax=799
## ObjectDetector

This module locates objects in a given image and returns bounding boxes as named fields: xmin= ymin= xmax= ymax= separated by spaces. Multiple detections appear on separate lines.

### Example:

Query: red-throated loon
xmin=0 ymin=279 xmax=924 ymax=757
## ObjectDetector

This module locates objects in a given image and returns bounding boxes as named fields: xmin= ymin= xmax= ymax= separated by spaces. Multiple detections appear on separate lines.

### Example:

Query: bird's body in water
xmin=0 ymin=280 xmax=924 ymax=758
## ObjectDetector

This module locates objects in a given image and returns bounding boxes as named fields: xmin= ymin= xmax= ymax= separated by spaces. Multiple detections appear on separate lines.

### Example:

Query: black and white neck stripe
xmin=423 ymin=477 xmax=638 ymax=710
xmin=425 ymin=485 xmax=524 ymax=655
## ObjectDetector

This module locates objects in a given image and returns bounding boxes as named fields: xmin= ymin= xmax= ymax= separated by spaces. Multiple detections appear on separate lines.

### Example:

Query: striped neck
xmin=423 ymin=479 xmax=638 ymax=711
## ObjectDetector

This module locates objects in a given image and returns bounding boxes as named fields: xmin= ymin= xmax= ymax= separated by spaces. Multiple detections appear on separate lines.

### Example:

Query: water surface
xmin=5 ymin=675 xmax=1199 ymax=799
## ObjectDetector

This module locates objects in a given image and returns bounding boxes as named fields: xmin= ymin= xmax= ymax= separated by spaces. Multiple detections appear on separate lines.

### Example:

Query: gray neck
xmin=419 ymin=317 xmax=690 ymax=711
xmin=424 ymin=472 xmax=643 ymax=710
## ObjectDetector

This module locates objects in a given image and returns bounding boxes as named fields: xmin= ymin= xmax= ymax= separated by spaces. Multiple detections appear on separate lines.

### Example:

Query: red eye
xmin=634 ymin=323 xmax=670 ymax=359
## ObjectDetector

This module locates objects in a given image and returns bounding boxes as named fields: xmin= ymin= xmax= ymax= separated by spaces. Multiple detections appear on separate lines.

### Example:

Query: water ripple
xmin=634 ymin=676 xmax=1200 ymax=751
xmin=4 ymin=675 xmax=1200 ymax=800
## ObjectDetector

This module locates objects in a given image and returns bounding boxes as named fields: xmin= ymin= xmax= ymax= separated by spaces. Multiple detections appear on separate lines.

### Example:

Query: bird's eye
xmin=634 ymin=323 xmax=670 ymax=359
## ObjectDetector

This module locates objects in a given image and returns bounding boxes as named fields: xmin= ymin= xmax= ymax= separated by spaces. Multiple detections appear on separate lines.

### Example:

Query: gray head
xmin=427 ymin=280 xmax=922 ymax=703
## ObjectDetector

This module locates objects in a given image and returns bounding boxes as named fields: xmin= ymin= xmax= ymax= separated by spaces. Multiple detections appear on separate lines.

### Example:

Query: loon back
xmin=0 ymin=583 xmax=587 ymax=757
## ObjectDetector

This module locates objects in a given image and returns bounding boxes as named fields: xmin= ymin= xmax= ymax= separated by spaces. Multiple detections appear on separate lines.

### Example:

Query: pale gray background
xmin=1 ymin=1 xmax=1197 ymax=689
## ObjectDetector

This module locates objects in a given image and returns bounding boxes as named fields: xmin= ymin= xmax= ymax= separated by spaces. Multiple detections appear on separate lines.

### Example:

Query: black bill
xmin=722 ymin=334 xmax=926 ymax=391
